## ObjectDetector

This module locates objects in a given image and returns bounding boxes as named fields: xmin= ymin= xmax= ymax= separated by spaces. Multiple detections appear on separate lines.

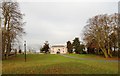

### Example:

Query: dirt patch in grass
xmin=67 ymin=54 xmax=120 ymax=61
xmin=105 ymin=57 xmax=120 ymax=60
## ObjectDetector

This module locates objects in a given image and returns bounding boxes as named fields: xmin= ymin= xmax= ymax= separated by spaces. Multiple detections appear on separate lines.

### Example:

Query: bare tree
xmin=83 ymin=13 xmax=118 ymax=58
xmin=1 ymin=0 xmax=25 ymax=59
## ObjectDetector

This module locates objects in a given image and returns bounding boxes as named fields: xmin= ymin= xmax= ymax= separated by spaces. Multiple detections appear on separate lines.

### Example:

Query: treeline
xmin=67 ymin=13 xmax=119 ymax=58
xmin=1 ymin=1 xmax=25 ymax=59
xmin=67 ymin=37 xmax=85 ymax=54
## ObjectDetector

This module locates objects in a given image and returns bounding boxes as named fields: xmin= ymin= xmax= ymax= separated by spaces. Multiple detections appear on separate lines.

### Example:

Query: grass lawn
xmin=67 ymin=54 xmax=119 ymax=60
xmin=2 ymin=54 xmax=119 ymax=74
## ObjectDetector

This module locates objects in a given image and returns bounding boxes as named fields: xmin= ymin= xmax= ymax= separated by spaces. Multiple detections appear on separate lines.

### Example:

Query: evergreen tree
xmin=72 ymin=38 xmax=81 ymax=54
xmin=67 ymin=41 xmax=73 ymax=53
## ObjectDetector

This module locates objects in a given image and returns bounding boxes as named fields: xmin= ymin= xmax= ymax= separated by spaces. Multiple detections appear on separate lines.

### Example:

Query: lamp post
xmin=24 ymin=41 xmax=26 ymax=62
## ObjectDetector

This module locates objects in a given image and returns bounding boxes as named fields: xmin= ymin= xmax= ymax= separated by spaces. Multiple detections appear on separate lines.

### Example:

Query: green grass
xmin=2 ymin=54 xmax=119 ymax=74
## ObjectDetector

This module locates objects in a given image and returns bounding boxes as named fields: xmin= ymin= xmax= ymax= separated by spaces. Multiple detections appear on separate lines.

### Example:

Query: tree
xmin=1 ymin=0 xmax=25 ymax=59
xmin=109 ymin=32 xmax=117 ymax=53
xmin=0 ymin=17 xmax=2 ymax=59
xmin=72 ymin=38 xmax=81 ymax=54
xmin=83 ymin=13 xmax=119 ymax=58
xmin=41 ymin=41 xmax=50 ymax=53
xmin=40 ymin=47 xmax=44 ymax=53
xmin=66 ymin=41 xmax=73 ymax=53
xmin=79 ymin=44 xmax=85 ymax=54
xmin=85 ymin=39 xmax=99 ymax=54
xmin=18 ymin=49 xmax=22 ymax=54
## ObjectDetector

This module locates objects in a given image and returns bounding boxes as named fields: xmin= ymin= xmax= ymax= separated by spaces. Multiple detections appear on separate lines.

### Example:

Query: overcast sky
xmin=18 ymin=0 xmax=118 ymax=50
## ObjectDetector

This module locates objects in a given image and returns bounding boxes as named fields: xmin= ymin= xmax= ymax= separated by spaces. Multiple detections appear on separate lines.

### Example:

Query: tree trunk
xmin=103 ymin=50 xmax=109 ymax=58
xmin=2 ymin=34 xmax=5 ymax=59
xmin=108 ymin=48 xmax=112 ymax=58
xmin=107 ymin=41 xmax=112 ymax=58
xmin=2 ymin=12 xmax=8 ymax=59
xmin=6 ymin=15 xmax=11 ymax=59
xmin=99 ymin=43 xmax=109 ymax=58
xmin=101 ymin=48 xmax=109 ymax=58
xmin=113 ymin=43 xmax=115 ymax=53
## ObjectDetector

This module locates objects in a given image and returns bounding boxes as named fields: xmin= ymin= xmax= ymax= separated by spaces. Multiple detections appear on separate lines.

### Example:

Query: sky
xmin=17 ymin=0 xmax=118 ymax=50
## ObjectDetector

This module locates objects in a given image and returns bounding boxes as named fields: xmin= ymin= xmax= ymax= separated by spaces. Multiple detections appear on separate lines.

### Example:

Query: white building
xmin=50 ymin=45 xmax=67 ymax=54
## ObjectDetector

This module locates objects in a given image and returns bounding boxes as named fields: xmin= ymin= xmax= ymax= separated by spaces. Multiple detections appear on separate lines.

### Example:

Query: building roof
xmin=51 ymin=45 xmax=65 ymax=47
